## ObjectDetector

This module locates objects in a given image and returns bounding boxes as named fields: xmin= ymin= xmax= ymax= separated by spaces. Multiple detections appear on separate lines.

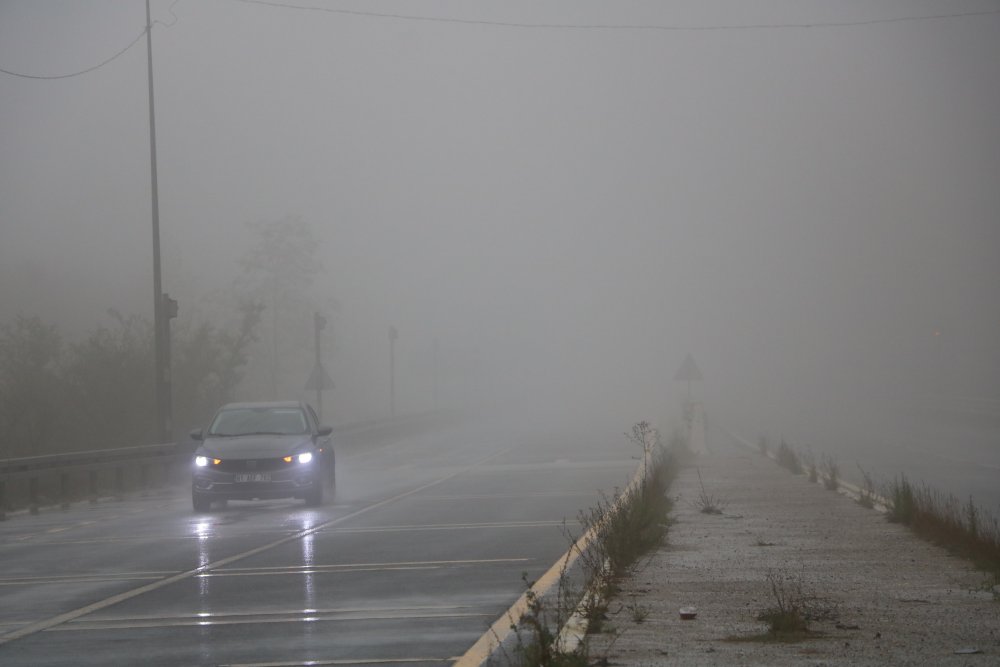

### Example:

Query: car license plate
xmin=234 ymin=472 xmax=270 ymax=483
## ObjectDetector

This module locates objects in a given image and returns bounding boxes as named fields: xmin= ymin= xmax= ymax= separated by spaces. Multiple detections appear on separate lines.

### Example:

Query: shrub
xmin=820 ymin=455 xmax=839 ymax=491
xmin=856 ymin=465 xmax=877 ymax=509
xmin=883 ymin=475 xmax=1000 ymax=575
xmin=756 ymin=570 xmax=811 ymax=636
xmin=776 ymin=438 xmax=802 ymax=474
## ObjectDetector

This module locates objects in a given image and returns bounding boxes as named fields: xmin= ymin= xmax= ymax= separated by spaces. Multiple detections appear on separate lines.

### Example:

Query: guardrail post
xmin=29 ymin=477 xmax=40 ymax=515
xmin=140 ymin=463 xmax=150 ymax=497
xmin=115 ymin=467 xmax=125 ymax=500
xmin=0 ymin=480 xmax=6 ymax=521
xmin=60 ymin=472 xmax=71 ymax=510
xmin=89 ymin=469 xmax=99 ymax=503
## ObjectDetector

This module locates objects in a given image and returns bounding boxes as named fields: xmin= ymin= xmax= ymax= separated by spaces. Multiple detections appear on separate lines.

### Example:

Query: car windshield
xmin=208 ymin=407 xmax=308 ymax=436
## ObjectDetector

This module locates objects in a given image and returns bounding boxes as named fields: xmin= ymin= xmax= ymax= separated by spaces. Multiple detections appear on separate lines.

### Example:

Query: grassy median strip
xmin=883 ymin=475 xmax=1000 ymax=582
xmin=757 ymin=434 xmax=1000 ymax=587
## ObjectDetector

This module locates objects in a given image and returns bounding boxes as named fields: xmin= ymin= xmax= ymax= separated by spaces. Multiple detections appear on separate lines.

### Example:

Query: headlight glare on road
xmin=297 ymin=452 xmax=313 ymax=464
xmin=195 ymin=456 xmax=209 ymax=467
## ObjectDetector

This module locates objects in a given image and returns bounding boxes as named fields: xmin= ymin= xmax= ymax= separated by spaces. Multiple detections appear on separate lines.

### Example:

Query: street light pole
xmin=146 ymin=0 xmax=168 ymax=443
xmin=389 ymin=326 xmax=398 ymax=417
xmin=432 ymin=338 xmax=439 ymax=411
xmin=314 ymin=312 xmax=326 ymax=420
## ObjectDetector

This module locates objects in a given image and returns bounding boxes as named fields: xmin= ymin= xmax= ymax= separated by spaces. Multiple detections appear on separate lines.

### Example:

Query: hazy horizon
xmin=3 ymin=1 xmax=998 ymax=432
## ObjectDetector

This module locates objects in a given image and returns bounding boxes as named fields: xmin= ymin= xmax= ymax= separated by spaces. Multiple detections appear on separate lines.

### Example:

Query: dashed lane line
xmin=0 ymin=447 xmax=513 ymax=647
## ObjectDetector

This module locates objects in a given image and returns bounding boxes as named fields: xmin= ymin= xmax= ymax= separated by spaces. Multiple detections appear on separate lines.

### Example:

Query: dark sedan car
xmin=190 ymin=401 xmax=335 ymax=512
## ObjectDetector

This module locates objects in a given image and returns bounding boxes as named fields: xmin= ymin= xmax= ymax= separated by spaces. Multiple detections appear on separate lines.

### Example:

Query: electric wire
xmin=3 ymin=1 xmax=997 ymax=80
xmin=0 ymin=1 xmax=180 ymax=81
xmin=0 ymin=28 xmax=147 ymax=80
xmin=231 ymin=0 xmax=1000 ymax=31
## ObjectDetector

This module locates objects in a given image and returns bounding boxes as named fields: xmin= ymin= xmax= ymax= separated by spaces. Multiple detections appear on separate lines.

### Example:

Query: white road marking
xmin=0 ymin=572 xmax=173 ymax=586
xmin=57 ymin=607 xmax=491 ymax=631
xmin=0 ymin=448 xmax=513 ymax=647
xmin=323 ymin=520 xmax=571 ymax=534
xmin=221 ymin=658 xmax=459 ymax=666
xmin=453 ymin=448 xmax=650 ymax=666
xmin=206 ymin=557 xmax=530 ymax=577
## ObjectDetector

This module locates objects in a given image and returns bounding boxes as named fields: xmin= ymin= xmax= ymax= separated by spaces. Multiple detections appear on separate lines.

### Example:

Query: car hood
xmin=198 ymin=434 xmax=313 ymax=459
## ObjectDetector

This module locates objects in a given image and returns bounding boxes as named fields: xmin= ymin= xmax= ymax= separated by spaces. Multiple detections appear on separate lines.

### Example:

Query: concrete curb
xmin=455 ymin=428 xmax=659 ymax=666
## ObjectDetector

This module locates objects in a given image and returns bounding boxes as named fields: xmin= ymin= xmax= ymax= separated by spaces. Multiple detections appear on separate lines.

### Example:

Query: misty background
xmin=2 ymin=2 xmax=998 ymax=459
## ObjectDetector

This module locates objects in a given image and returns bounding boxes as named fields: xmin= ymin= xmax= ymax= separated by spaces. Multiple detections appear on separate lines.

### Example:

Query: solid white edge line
xmin=454 ymin=436 xmax=655 ymax=666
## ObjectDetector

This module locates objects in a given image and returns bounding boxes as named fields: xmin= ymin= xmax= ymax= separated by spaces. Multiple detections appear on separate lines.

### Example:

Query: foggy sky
xmin=2 ymin=1 xmax=999 ymax=429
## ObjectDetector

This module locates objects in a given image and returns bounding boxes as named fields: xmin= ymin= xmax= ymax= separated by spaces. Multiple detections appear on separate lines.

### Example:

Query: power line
xmin=4 ymin=2 xmax=995 ymax=81
xmin=0 ymin=0 xmax=180 ymax=81
xmin=231 ymin=0 xmax=1000 ymax=31
xmin=0 ymin=28 xmax=148 ymax=80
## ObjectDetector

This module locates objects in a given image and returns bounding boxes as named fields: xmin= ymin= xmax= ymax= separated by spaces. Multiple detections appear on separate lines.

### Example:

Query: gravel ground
xmin=585 ymin=435 xmax=1000 ymax=666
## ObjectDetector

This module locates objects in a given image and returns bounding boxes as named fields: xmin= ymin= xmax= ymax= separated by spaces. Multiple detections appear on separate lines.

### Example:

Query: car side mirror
xmin=189 ymin=428 xmax=204 ymax=442
xmin=317 ymin=426 xmax=333 ymax=437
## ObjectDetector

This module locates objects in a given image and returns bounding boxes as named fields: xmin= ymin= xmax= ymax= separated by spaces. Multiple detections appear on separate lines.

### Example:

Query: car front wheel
xmin=303 ymin=477 xmax=324 ymax=506
xmin=193 ymin=491 xmax=212 ymax=512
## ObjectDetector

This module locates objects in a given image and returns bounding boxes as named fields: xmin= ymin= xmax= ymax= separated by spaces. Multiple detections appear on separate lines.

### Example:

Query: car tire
xmin=193 ymin=491 xmax=212 ymax=512
xmin=304 ymin=477 xmax=324 ymax=507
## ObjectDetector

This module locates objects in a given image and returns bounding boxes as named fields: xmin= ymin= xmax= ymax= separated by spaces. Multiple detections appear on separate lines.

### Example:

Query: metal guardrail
xmin=0 ymin=410 xmax=464 ymax=520
xmin=0 ymin=442 xmax=177 ymax=520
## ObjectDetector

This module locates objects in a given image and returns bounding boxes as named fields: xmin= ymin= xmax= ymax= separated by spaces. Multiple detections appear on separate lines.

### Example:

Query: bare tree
xmin=236 ymin=215 xmax=323 ymax=398
xmin=0 ymin=315 xmax=63 ymax=456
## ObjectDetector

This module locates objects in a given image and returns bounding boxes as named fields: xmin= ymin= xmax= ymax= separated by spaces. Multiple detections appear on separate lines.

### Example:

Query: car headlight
xmin=297 ymin=452 xmax=313 ymax=464
xmin=195 ymin=456 xmax=209 ymax=467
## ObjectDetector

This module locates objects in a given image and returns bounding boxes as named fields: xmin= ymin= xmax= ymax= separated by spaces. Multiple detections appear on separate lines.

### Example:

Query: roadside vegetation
xmin=884 ymin=475 xmax=1000 ymax=578
xmin=728 ymin=569 xmax=835 ymax=643
xmin=504 ymin=422 xmax=684 ymax=666
xmin=758 ymin=433 xmax=1000 ymax=585
xmin=775 ymin=438 xmax=802 ymax=474
xmin=695 ymin=467 xmax=726 ymax=515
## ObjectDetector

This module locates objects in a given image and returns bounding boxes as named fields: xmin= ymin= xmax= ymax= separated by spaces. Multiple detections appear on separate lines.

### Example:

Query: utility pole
xmin=432 ymin=338 xmax=440 ymax=411
xmin=389 ymin=325 xmax=398 ymax=417
xmin=146 ymin=0 xmax=168 ymax=443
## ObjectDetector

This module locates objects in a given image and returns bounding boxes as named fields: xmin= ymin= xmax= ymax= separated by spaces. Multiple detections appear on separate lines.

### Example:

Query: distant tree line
xmin=0 ymin=215 xmax=330 ymax=459
xmin=0 ymin=302 xmax=261 ymax=458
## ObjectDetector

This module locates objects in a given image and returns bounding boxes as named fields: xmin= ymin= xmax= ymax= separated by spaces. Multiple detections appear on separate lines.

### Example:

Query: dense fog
xmin=2 ymin=1 xmax=998 ymax=441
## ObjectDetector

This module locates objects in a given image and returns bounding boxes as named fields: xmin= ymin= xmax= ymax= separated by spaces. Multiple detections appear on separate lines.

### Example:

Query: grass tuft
xmin=856 ymin=465 xmax=877 ymax=509
xmin=776 ymin=438 xmax=802 ymax=474
xmin=695 ymin=467 xmax=726 ymax=515
xmin=883 ymin=475 xmax=1000 ymax=576
xmin=820 ymin=455 xmax=839 ymax=491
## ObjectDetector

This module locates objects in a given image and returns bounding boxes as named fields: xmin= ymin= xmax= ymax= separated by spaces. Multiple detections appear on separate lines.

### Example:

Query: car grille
xmin=214 ymin=458 xmax=288 ymax=472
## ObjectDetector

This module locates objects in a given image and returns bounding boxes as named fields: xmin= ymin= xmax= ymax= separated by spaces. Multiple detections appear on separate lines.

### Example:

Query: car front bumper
xmin=192 ymin=468 xmax=321 ymax=501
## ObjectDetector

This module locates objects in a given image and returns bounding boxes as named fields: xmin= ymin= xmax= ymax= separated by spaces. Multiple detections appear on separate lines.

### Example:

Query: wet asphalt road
xmin=0 ymin=419 xmax=639 ymax=666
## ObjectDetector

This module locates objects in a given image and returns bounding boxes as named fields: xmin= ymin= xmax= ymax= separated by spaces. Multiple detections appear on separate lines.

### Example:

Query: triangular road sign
xmin=674 ymin=354 xmax=703 ymax=382
xmin=305 ymin=364 xmax=334 ymax=390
